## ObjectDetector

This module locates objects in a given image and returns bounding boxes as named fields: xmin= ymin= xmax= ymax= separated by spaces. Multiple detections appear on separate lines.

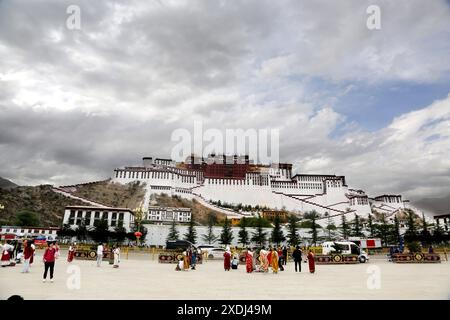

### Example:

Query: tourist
xmin=190 ymin=248 xmax=197 ymax=270
xmin=183 ymin=251 xmax=190 ymax=270
xmin=277 ymin=247 xmax=284 ymax=271
xmin=282 ymin=246 xmax=288 ymax=265
xmin=245 ymin=248 xmax=253 ymax=273
xmin=267 ymin=246 xmax=272 ymax=266
xmin=21 ymin=240 xmax=33 ymax=273
xmin=292 ymin=246 xmax=302 ymax=272
xmin=307 ymin=249 xmax=315 ymax=274
xmin=231 ymin=252 xmax=239 ymax=270
xmin=428 ymin=245 xmax=434 ymax=254
xmin=14 ymin=240 xmax=22 ymax=259
xmin=113 ymin=246 xmax=120 ymax=268
xmin=175 ymin=257 xmax=183 ymax=271
xmin=96 ymin=243 xmax=104 ymax=267
xmin=223 ymin=246 xmax=231 ymax=271
xmin=29 ymin=240 xmax=35 ymax=268
xmin=54 ymin=242 xmax=60 ymax=259
xmin=271 ymin=247 xmax=279 ymax=274
xmin=42 ymin=242 xmax=57 ymax=282
xmin=1 ymin=241 xmax=13 ymax=267
xmin=67 ymin=243 xmax=76 ymax=263
xmin=259 ymin=248 xmax=269 ymax=273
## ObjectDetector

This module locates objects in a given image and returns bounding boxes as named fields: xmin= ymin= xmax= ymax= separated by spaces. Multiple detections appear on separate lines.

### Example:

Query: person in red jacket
xmin=42 ymin=242 xmax=57 ymax=283
xmin=21 ymin=240 xmax=33 ymax=273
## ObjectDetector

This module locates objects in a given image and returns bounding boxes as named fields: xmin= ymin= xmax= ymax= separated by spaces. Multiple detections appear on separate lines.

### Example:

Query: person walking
xmin=21 ymin=240 xmax=32 ymax=273
xmin=96 ymin=243 xmax=104 ymax=267
xmin=1 ymin=241 xmax=13 ymax=267
xmin=190 ymin=248 xmax=197 ymax=270
xmin=282 ymin=246 xmax=288 ymax=265
xmin=292 ymin=245 xmax=302 ymax=272
xmin=307 ymin=249 xmax=315 ymax=274
xmin=29 ymin=241 xmax=35 ymax=268
xmin=42 ymin=242 xmax=57 ymax=282
xmin=277 ymin=247 xmax=284 ymax=271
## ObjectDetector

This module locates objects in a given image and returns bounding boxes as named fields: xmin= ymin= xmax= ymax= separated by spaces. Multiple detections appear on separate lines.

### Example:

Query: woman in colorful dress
xmin=1 ymin=241 xmax=13 ymax=267
xmin=271 ymin=247 xmax=279 ymax=274
xmin=245 ymin=248 xmax=253 ymax=273
xmin=259 ymin=248 xmax=269 ymax=273
xmin=223 ymin=246 xmax=231 ymax=271
xmin=307 ymin=249 xmax=315 ymax=274
xmin=183 ymin=251 xmax=189 ymax=270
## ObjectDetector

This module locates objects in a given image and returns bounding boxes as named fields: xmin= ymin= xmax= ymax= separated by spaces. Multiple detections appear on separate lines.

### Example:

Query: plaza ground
xmin=1 ymin=250 xmax=449 ymax=300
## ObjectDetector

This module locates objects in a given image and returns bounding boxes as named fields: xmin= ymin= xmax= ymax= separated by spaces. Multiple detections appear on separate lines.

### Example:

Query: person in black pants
xmin=282 ymin=246 xmax=288 ymax=265
xmin=292 ymin=245 xmax=302 ymax=272
xmin=42 ymin=242 xmax=56 ymax=282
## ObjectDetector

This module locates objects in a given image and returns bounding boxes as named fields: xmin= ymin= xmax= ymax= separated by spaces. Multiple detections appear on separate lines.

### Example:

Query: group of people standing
xmin=175 ymin=246 xmax=199 ymax=271
xmin=235 ymin=246 xmax=316 ymax=274
xmin=95 ymin=243 xmax=121 ymax=268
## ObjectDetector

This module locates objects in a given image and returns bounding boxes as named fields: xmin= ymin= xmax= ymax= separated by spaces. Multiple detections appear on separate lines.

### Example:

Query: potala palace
xmin=112 ymin=155 xmax=412 ymax=225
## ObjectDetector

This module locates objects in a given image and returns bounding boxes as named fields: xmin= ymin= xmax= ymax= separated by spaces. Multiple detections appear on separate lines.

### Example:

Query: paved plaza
xmin=1 ymin=250 xmax=449 ymax=300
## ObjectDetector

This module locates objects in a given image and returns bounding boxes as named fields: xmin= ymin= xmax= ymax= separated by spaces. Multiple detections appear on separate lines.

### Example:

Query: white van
xmin=321 ymin=241 xmax=369 ymax=263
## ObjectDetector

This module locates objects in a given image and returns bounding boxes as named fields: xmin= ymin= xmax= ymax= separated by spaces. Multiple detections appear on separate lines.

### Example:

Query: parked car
xmin=165 ymin=240 xmax=196 ymax=251
xmin=197 ymin=244 xmax=215 ymax=254
xmin=207 ymin=248 xmax=226 ymax=259
xmin=321 ymin=241 xmax=369 ymax=263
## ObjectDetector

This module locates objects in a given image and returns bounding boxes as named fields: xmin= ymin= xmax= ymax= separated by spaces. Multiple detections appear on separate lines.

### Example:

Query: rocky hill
xmin=0 ymin=184 xmax=86 ymax=227
xmin=0 ymin=177 xmax=18 ymax=189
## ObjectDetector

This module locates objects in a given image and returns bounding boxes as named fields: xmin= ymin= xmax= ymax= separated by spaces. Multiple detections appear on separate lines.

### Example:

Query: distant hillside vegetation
xmin=149 ymin=193 xmax=226 ymax=225
xmin=0 ymin=185 xmax=86 ymax=227
xmin=68 ymin=179 xmax=146 ymax=209
xmin=0 ymin=177 xmax=18 ymax=189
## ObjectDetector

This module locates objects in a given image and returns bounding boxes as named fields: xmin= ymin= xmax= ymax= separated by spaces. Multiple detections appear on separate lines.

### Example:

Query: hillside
xmin=66 ymin=180 xmax=226 ymax=224
xmin=0 ymin=177 xmax=18 ymax=189
xmin=66 ymin=179 xmax=146 ymax=209
xmin=0 ymin=185 xmax=86 ymax=227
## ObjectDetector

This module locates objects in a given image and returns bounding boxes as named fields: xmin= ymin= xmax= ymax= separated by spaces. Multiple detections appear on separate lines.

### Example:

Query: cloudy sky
xmin=0 ymin=0 xmax=449 ymax=202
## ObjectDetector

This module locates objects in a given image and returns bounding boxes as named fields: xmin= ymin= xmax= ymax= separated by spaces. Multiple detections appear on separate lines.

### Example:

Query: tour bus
xmin=321 ymin=241 xmax=370 ymax=263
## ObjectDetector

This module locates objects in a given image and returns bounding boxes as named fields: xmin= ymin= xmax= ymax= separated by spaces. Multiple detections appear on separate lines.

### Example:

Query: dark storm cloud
xmin=0 ymin=0 xmax=449 ymax=202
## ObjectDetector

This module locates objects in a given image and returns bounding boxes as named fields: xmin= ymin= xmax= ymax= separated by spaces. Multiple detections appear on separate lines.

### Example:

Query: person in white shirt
xmin=113 ymin=246 xmax=120 ymax=268
xmin=96 ymin=243 xmax=104 ymax=267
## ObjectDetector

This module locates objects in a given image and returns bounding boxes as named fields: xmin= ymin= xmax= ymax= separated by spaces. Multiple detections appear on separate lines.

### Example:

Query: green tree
xmin=251 ymin=214 xmax=267 ymax=247
xmin=14 ymin=210 xmax=40 ymax=226
xmin=352 ymin=214 xmax=363 ymax=237
xmin=184 ymin=215 xmax=197 ymax=244
xmin=286 ymin=214 xmax=300 ymax=246
xmin=376 ymin=213 xmax=391 ymax=246
xmin=92 ymin=216 xmax=110 ymax=243
xmin=238 ymin=217 xmax=249 ymax=247
xmin=340 ymin=214 xmax=349 ymax=239
xmin=367 ymin=213 xmax=375 ymax=237
xmin=167 ymin=219 xmax=179 ymax=241
xmin=219 ymin=217 xmax=234 ymax=245
xmin=304 ymin=210 xmax=320 ymax=246
xmin=202 ymin=213 xmax=218 ymax=244
xmin=432 ymin=220 xmax=445 ymax=244
xmin=393 ymin=215 xmax=401 ymax=244
xmin=76 ymin=217 xmax=89 ymax=241
xmin=114 ymin=220 xmax=127 ymax=243
xmin=404 ymin=209 xmax=418 ymax=241
xmin=271 ymin=215 xmax=285 ymax=246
